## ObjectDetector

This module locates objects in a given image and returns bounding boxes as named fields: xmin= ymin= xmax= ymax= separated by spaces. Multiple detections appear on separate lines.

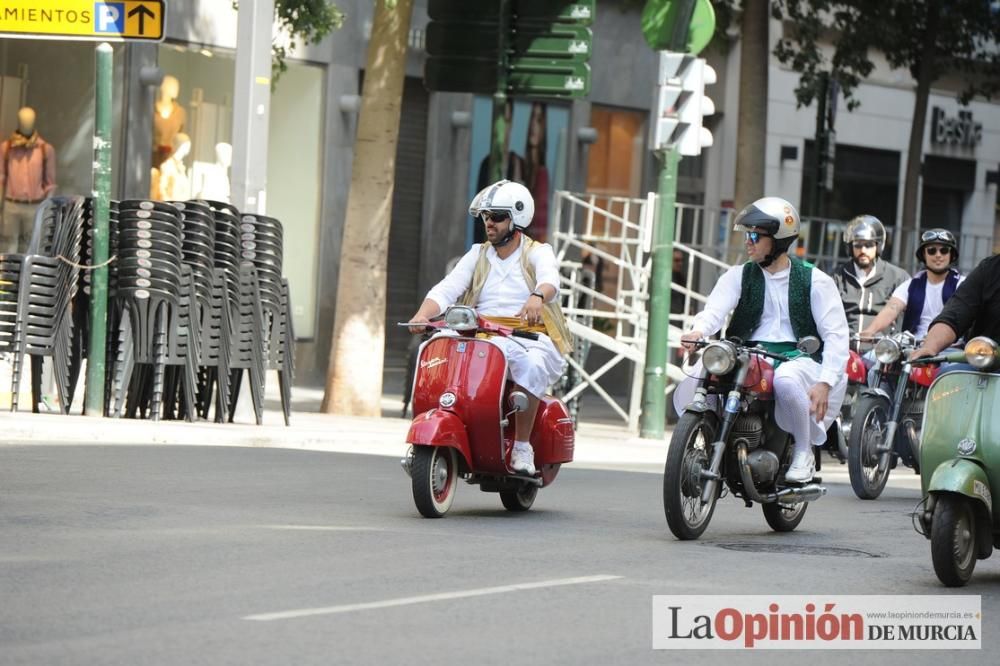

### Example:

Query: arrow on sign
xmin=128 ymin=4 xmax=155 ymax=35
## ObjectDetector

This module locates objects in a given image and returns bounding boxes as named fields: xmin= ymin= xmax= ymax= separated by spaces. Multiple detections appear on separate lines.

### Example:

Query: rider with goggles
xmin=861 ymin=228 xmax=963 ymax=340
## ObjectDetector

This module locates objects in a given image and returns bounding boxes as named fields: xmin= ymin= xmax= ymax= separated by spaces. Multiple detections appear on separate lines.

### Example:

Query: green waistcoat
xmin=726 ymin=257 xmax=820 ymax=346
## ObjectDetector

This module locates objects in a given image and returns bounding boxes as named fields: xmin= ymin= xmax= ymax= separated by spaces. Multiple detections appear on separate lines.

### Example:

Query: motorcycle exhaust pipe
xmin=776 ymin=484 xmax=827 ymax=503
xmin=736 ymin=441 xmax=768 ymax=504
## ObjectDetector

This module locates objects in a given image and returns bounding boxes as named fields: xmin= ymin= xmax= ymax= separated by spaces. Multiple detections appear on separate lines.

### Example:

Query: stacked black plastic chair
xmin=109 ymin=200 xmax=198 ymax=421
xmin=239 ymin=213 xmax=293 ymax=424
xmin=2 ymin=196 xmax=86 ymax=413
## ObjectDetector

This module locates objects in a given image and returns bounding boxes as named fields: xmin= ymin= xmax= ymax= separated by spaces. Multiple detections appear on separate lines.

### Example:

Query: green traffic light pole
xmin=639 ymin=0 xmax=698 ymax=439
xmin=488 ymin=0 xmax=512 ymax=184
xmin=639 ymin=146 xmax=680 ymax=438
xmin=85 ymin=42 xmax=113 ymax=416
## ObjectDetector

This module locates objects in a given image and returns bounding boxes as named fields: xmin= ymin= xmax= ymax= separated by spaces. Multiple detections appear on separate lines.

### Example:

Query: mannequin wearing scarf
xmin=0 ymin=107 xmax=56 ymax=252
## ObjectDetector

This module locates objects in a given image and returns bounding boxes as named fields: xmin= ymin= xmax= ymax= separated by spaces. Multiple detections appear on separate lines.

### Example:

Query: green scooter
xmin=912 ymin=337 xmax=1000 ymax=587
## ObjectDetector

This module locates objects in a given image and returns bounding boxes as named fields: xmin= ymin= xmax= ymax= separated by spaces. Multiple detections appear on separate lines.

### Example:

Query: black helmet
xmin=844 ymin=215 xmax=886 ymax=255
xmin=916 ymin=228 xmax=958 ymax=264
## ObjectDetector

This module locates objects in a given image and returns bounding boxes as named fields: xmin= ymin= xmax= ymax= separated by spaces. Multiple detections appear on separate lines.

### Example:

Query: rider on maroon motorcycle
xmin=676 ymin=197 xmax=850 ymax=483
xmin=408 ymin=179 xmax=572 ymax=476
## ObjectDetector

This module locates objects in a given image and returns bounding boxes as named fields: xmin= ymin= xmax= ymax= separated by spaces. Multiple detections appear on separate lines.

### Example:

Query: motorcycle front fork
xmin=876 ymin=365 xmax=912 ymax=474
xmin=699 ymin=383 xmax=746 ymax=505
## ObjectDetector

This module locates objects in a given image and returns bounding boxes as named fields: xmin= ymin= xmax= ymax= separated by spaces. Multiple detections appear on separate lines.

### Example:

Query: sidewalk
xmin=0 ymin=384 xmax=671 ymax=472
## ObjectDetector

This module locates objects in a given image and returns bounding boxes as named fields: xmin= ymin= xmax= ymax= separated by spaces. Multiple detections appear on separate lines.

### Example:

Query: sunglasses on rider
xmin=852 ymin=241 xmax=877 ymax=250
xmin=923 ymin=246 xmax=951 ymax=257
xmin=745 ymin=231 xmax=768 ymax=244
xmin=481 ymin=210 xmax=510 ymax=223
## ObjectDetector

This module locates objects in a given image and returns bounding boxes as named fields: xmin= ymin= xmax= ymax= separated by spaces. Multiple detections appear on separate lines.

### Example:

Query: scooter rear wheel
xmin=411 ymin=446 xmax=458 ymax=518
xmin=848 ymin=395 xmax=892 ymax=499
xmin=500 ymin=485 xmax=537 ymax=512
xmin=664 ymin=412 xmax=719 ymax=540
xmin=930 ymin=494 xmax=977 ymax=587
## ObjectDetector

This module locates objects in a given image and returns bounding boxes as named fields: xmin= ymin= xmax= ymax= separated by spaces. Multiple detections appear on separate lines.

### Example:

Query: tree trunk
xmin=322 ymin=0 xmax=414 ymax=416
xmin=730 ymin=0 xmax=769 ymax=263
xmin=900 ymin=1 xmax=941 ymax=250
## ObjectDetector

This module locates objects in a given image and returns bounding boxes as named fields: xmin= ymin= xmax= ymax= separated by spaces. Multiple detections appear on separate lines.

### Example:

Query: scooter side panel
xmin=411 ymin=335 xmax=507 ymax=474
xmin=406 ymin=410 xmax=473 ymax=469
xmin=531 ymin=397 xmax=575 ymax=464
xmin=920 ymin=371 xmax=1000 ymax=518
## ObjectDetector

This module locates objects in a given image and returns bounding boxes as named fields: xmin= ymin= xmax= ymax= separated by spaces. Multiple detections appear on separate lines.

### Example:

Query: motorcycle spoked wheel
xmin=500 ymin=484 xmax=538 ymax=512
xmin=847 ymin=395 xmax=892 ymax=500
xmin=411 ymin=446 xmax=459 ymax=518
xmin=762 ymin=500 xmax=808 ymax=532
xmin=930 ymin=494 xmax=977 ymax=587
xmin=664 ymin=412 xmax=720 ymax=540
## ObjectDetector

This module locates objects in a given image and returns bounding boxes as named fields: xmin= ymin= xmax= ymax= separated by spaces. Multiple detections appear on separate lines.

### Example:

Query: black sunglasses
xmin=852 ymin=241 xmax=877 ymax=250
xmin=924 ymin=246 xmax=951 ymax=257
xmin=481 ymin=210 xmax=510 ymax=223
xmin=745 ymin=231 xmax=768 ymax=244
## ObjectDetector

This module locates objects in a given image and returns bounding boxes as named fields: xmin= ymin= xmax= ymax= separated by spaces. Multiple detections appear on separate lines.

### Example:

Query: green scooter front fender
xmin=927 ymin=459 xmax=993 ymax=520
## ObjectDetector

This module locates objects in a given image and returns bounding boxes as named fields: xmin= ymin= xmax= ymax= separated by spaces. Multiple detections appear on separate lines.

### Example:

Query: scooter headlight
xmin=874 ymin=337 xmax=901 ymax=364
xmin=703 ymin=341 xmax=737 ymax=376
xmin=964 ymin=336 xmax=999 ymax=369
xmin=444 ymin=306 xmax=477 ymax=331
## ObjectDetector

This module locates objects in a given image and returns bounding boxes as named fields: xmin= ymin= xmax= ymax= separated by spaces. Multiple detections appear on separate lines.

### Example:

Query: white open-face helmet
xmin=469 ymin=179 xmax=535 ymax=230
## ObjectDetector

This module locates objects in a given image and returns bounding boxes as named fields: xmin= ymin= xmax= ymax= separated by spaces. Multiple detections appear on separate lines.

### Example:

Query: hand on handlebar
xmin=909 ymin=346 xmax=935 ymax=362
xmin=408 ymin=315 xmax=432 ymax=335
xmin=681 ymin=330 xmax=703 ymax=354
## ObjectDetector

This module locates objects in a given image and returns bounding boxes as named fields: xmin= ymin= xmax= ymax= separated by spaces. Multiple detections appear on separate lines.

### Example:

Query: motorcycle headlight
xmin=964 ymin=336 xmax=999 ymax=369
xmin=703 ymin=341 xmax=737 ymax=376
xmin=874 ymin=337 xmax=901 ymax=364
xmin=444 ymin=306 xmax=477 ymax=331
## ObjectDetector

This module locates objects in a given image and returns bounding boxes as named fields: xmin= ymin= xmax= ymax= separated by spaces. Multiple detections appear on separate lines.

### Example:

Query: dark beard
xmin=927 ymin=265 xmax=950 ymax=276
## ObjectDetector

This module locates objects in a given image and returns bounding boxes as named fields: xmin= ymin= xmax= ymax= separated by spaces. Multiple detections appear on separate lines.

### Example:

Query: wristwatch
xmin=530 ymin=290 xmax=545 ymax=301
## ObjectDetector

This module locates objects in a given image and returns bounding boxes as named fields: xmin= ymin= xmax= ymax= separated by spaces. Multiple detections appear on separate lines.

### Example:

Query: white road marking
xmin=243 ymin=574 xmax=623 ymax=621
xmin=253 ymin=524 xmax=387 ymax=532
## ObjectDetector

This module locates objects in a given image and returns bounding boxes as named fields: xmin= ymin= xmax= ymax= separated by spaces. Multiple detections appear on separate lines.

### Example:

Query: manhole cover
xmin=712 ymin=542 xmax=883 ymax=558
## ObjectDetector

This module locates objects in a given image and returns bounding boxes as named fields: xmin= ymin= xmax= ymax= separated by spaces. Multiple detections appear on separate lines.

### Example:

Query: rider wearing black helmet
xmin=832 ymin=215 xmax=910 ymax=337
xmin=861 ymin=228 xmax=963 ymax=340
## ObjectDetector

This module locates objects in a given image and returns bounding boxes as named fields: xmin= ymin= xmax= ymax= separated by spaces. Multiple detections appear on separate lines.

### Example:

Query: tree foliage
xmin=770 ymin=0 xmax=1000 ymax=109
xmin=234 ymin=1 xmax=346 ymax=82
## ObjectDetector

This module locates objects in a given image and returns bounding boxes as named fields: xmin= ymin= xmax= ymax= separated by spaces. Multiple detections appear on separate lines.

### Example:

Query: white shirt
xmin=425 ymin=239 xmax=561 ymax=317
xmin=691 ymin=261 xmax=849 ymax=388
xmin=891 ymin=271 xmax=965 ymax=339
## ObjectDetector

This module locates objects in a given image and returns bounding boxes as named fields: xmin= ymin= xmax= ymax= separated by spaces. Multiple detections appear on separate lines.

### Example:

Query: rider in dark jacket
xmin=832 ymin=215 xmax=910 ymax=337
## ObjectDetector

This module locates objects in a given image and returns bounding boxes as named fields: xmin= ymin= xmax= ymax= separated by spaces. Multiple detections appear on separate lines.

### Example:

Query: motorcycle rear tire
xmin=500 ymin=484 xmax=537 ymax=512
xmin=848 ymin=395 xmax=892 ymax=500
xmin=930 ymin=494 xmax=977 ymax=587
xmin=762 ymin=501 xmax=808 ymax=532
xmin=664 ymin=412 xmax=719 ymax=540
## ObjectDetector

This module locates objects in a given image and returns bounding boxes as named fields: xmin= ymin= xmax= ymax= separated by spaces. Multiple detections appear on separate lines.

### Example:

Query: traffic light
xmin=650 ymin=51 xmax=716 ymax=156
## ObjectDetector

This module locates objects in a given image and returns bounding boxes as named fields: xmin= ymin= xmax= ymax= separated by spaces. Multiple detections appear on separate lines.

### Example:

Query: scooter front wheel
xmin=663 ymin=412 xmax=719 ymax=540
xmin=411 ymin=446 xmax=458 ymax=518
xmin=848 ymin=395 xmax=892 ymax=499
xmin=930 ymin=494 xmax=977 ymax=587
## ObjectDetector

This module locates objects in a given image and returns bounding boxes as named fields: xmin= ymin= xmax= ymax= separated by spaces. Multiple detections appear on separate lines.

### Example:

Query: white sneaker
xmin=510 ymin=442 xmax=536 ymax=476
xmin=786 ymin=449 xmax=815 ymax=483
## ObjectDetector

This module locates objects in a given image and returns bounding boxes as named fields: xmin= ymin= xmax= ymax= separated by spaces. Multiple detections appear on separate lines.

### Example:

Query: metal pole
xmin=812 ymin=72 xmax=828 ymax=218
xmin=488 ymin=0 xmax=511 ymax=183
xmin=85 ymin=43 xmax=113 ymax=416
xmin=639 ymin=146 xmax=679 ymax=439
xmin=231 ymin=0 xmax=274 ymax=214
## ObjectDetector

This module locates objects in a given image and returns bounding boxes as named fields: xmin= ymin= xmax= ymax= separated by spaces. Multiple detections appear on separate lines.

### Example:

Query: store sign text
xmin=0 ymin=1 xmax=164 ymax=42
xmin=931 ymin=107 xmax=982 ymax=148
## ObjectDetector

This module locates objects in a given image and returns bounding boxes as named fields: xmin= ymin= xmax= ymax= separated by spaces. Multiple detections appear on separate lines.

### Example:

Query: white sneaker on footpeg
xmin=510 ymin=442 xmax=536 ymax=476
xmin=786 ymin=450 xmax=815 ymax=483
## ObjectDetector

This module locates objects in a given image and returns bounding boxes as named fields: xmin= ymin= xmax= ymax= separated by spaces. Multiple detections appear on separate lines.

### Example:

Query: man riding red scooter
xmin=402 ymin=180 xmax=575 ymax=517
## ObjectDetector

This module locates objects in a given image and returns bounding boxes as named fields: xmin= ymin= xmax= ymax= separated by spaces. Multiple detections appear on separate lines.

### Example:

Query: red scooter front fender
xmin=407 ymin=408 xmax=473 ymax=470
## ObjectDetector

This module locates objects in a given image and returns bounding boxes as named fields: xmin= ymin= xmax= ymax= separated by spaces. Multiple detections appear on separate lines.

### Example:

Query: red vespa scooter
xmin=400 ymin=305 xmax=575 ymax=518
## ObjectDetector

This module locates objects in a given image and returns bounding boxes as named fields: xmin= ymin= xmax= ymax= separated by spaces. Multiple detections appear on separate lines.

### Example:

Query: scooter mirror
xmin=508 ymin=391 xmax=529 ymax=413
xmin=797 ymin=336 xmax=821 ymax=355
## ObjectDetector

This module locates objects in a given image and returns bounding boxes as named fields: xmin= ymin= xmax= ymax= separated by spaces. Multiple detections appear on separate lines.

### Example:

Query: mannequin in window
xmin=192 ymin=142 xmax=232 ymax=203
xmin=524 ymin=102 xmax=549 ymax=243
xmin=0 ymin=106 xmax=57 ymax=252
xmin=154 ymin=132 xmax=192 ymax=201
xmin=152 ymin=75 xmax=186 ymax=169
xmin=475 ymin=99 xmax=525 ymax=243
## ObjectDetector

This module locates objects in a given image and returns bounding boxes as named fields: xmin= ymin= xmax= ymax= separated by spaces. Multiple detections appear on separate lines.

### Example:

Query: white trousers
xmin=673 ymin=356 xmax=847 ymax=450
xmin=488 ymin=333 xmax=566 ymax=398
